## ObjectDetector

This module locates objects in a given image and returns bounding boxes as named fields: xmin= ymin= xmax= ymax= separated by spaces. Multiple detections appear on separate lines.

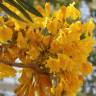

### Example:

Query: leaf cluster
xmin=0 ymin=0 xmax=43 ymax=22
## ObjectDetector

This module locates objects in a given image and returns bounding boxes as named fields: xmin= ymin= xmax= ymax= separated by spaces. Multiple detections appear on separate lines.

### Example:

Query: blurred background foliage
xmin=27 ymin=0 xmax=79 ymax=7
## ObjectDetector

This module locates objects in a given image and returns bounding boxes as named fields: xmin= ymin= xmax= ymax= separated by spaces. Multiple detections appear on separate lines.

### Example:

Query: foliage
xmin=0 ymin=0 xmax=43 ymax=22
xmin=0 ymin=1 xmax=95 ymax=96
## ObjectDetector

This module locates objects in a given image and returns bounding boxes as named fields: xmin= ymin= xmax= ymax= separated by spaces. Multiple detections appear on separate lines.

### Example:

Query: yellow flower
xmin=0 ymin=2 xmax=95 ymax=96
xmin=80 ymin=62 xmax=93 ymax=75
xmin=26 ymin=45 xmax=40 ymax=60
xmin=0 ymin=17 xmax=4 ymax=25
xmin=17 ymin=32 xmax=27 ymax=49
xmin=55 ymin=81 xmax=64 ymax=96
xmin=58 ymin=53 xmax=78 ymax=72
xmin=60 ymin=72 xmax=83 ymax=94
xmin=55 ymin=72 xmax=83 ymax=96
xmin=0 ymin=63 xmax=16 ymax=79
xmin=36 ymin=2 xmax=51 ymax=17
xmin=45 ymin=2 xmax=51 ymax=16
xmin=65 ymin=2 xmax=80 ymax=20
xmin=83 ymin=18 xmax=95 ymax=35
xmin=54 ymin=6 xmax=66 ymax=21
xmin=0 ymin=26 xmax=13 ymax=43
xmin=46 ymin=57 xmax=60 ymax=73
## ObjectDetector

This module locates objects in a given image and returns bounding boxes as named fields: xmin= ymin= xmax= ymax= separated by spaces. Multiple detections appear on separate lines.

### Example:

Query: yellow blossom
xmin=45 ymin=2 xmax=51 ymax=16
xmin=0 ymin=26 xmax=13 ymax=43
xmin=46 ymin=57 xmax=60 ymax=73
xmin=0 ymin=2 xmax=95 ymax=96
xmin=83 ymin=18 xmax=95 ymax=34
xmin=0 ymin=63 xmax=16 ymax=79
xmin=65 ymin=2 xmax=80 ymax=20
xmin=17 ymin=32 xmax=27 ymax=49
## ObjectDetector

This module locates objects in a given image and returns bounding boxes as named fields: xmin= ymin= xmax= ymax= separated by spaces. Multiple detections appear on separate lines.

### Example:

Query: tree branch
xmin=0 ymin=59 xmax=48 ymax=74
xmin=0 ymin=59 xmax=30 ymax=68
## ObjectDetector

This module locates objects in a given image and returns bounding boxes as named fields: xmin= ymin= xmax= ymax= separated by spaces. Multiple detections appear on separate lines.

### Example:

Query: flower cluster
xmin=0 ymin=2 xmax=95 ymax=96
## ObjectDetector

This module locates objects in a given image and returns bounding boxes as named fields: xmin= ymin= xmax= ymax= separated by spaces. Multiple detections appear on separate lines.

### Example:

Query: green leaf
xmin=23 ymin=0 xmax=34 ymax=7
xmin=4 ymin=0 xmax=32 ymax=22
xmin=0 ymin=3 xmax=25 ymax=22
xmin=16 ymin=0 xmax=43 ymax=17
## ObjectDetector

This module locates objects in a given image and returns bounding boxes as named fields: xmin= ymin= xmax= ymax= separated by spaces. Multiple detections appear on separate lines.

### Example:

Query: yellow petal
xmin=17 ymin=32 xmax=27 ymax=49
xmin=83 ymin=18 xmax=95 ymax=33
xmin=0 ymin=26 xmax=13 ymax=43
xmin=81 ymin=62 xmax=93 ymax=75
xmin=45 ymin=2 xmax=51 ymax=16
xmin=65 ymin=2 xmax=80 ymax=20
xmin=0 ymin=63 xmax=16 ymax=79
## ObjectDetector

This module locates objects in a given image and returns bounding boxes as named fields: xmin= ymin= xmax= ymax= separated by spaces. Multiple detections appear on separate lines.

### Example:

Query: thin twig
xmin=0 ymin=59 xmax=33 ymax=68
